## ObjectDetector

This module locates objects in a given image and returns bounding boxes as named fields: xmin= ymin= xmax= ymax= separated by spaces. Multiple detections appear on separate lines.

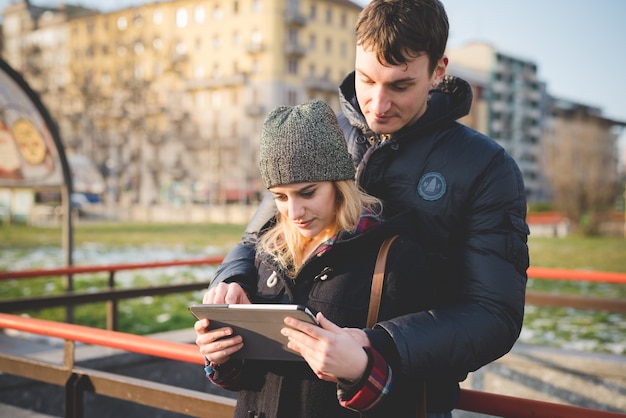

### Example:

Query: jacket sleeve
xmin=372 ymin=152 xmax=529 ymax=382
xmin=209 ymin=192 xmax=277 ymax=291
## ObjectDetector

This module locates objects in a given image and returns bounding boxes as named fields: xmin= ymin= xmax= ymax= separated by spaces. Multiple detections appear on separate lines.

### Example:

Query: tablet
xmin=189 ymin=304 xmax=319 ymax=361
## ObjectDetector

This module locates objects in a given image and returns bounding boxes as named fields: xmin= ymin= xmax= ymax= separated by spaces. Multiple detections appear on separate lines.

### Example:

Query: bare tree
xmin=542 ymin=104 xmax=622 ymax=235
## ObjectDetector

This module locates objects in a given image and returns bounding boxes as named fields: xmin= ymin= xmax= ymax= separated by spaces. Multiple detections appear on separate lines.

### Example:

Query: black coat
xmin=226 ymin=212 xmax=438 ymax=418
xmin=337 ymin=73 xmax=529 ymax=411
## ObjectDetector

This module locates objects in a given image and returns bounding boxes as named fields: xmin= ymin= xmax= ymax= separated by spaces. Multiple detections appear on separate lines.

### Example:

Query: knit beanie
xmin=259 ymin=99 xmax=355 ymax=189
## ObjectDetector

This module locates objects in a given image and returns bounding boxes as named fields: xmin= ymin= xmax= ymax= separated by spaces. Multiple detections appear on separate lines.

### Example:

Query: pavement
xmin=1 ymin=329 xmax=625 ymax=417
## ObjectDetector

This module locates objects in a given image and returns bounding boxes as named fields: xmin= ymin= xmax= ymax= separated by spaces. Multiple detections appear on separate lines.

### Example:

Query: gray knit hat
xmin=259 ymin=99 xmax=355 ymax=189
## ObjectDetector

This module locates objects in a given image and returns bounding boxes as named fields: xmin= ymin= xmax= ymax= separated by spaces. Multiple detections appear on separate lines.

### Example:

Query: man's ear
xmin=435 ymin=55 xmax=448 ymax=83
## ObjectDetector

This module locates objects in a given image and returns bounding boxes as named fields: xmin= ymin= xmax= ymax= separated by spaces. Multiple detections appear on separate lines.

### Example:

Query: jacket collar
xmin=338 ymin=72 xmax=473 ymax=139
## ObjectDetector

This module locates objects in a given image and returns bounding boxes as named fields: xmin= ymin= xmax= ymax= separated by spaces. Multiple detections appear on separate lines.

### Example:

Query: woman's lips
xmin=294 ymin=219 xmax=313 ymax=229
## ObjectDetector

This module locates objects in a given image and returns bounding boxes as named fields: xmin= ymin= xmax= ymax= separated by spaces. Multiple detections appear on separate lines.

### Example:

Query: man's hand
xmin=203 ymin=282 xmax=251 ymax=304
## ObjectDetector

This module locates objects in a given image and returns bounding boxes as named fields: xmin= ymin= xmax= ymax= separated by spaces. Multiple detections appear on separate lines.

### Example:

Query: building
xmin=447 ymin=42 xmax=545 ymax=202
xmin=2 ymin=0 xmax=362 ymax=208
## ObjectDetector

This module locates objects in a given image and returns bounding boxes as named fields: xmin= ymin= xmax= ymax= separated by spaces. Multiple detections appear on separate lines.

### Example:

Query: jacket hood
xmin=338 ymin=72 xmax=473 ymax=137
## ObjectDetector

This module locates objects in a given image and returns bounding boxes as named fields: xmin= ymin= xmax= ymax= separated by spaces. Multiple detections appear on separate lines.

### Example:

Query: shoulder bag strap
xmin=367 ymin=235 xmax=398 ymax=328
xmin=366 ymin=234 xmax=427 ymax=418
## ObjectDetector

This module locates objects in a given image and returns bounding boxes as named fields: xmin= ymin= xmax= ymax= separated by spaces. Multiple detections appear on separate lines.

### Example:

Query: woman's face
xmin=270 ymin=181 xmax=338 ymax=240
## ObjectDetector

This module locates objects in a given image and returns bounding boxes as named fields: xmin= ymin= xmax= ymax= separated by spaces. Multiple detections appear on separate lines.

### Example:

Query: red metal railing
xmin=1 ymin=313 xmax=624 ymax=418
xmin=1 ymin=262 xmax=625 ymax=283
xmin=1 ymin=260 xmax=625 ymax=416
xmin=528 ymin=266 xmax=626 ymax=284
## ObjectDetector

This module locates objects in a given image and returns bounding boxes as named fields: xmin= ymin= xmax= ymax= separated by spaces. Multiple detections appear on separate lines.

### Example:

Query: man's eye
xmin=273 ymin=195 xmax=287 ymax=202
xmin=301 ymin=191 xmax=315 ymax=198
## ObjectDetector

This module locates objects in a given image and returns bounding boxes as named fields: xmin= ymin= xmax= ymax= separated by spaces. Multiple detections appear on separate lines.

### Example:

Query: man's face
xmin=354 ymin=44 xmax=446 ymax=135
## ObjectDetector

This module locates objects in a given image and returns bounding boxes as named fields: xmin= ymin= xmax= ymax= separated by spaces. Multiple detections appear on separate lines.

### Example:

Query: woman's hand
xmin=203 ymin=282 xmax=251 ymax=304
xmin=194 ymin=318 xmax=243 ymax=365
xmin=281 ymin=312 xmax=369 ymax=383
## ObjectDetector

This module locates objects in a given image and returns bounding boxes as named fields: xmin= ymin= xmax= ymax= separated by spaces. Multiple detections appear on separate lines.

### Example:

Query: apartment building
xmin=447 ymin=42 xmax=546 ymax=202
xmin=3 ymin=0 xmax=361 ymax=207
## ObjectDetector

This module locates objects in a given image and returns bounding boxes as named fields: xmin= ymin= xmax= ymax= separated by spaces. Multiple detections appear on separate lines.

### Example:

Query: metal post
xmin=61 ymin=184 xmax=74 ymax=324
xmin=106 ymin=271 xmax=118 ymax=331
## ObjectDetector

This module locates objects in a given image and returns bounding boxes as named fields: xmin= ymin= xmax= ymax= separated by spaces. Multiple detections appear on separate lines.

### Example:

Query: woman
xmin=194 ymin=100 xmax=439 ymax=417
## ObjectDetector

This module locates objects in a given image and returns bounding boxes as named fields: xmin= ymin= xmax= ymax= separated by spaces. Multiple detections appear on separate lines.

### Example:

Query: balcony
xmin=185 ymin=74 xmax=247 ymax=90
xmin=304 ymin=77 xmax=337 ymax=93
xmin=284 ymin=41 xmax=307 ymax=57
xmin=246 ymin=42 xmax=264 ymax=54
xmin=245 ymin=103 xmax=265 ymax=117
xmin=285 ymin=10 xmax=307 ymax=26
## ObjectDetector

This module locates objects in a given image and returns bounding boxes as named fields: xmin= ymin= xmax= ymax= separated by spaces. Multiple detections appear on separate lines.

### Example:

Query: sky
xmin=2 ymin=0 xmax=625 ymax=151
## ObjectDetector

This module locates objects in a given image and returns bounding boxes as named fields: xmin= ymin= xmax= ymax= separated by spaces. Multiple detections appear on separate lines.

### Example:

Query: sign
xmin=0 ymin=58 xmax=68 ymax=188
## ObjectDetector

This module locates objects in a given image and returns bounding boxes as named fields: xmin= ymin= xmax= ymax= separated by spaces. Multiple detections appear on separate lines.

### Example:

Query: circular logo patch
xmin=417 ymin=172 xmax=446 ymax=201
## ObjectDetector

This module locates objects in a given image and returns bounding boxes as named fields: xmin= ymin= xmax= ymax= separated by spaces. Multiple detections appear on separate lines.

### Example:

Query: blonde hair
xmin=257 ymin=180 xmax=382 ymax=277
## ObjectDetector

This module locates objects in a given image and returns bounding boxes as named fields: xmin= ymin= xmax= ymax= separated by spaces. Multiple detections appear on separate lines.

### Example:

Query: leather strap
xmin=366 ymin=234 xmax=427 ymax=418
xmin=367 ymin=235 xmax=398 ymax=328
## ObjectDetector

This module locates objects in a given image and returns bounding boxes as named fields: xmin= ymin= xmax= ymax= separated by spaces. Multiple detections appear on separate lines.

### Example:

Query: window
xmin=154 ymin=62 xmax=162 ymax=77
xmin=133 ymin=13 xmax=144 ymax=27
xmin=176 ymin=8 xmax=188 ymax=28
xmin=134 ymin=65 xmax=143 ymax=79
xmin=117 ymin=16 xmax=128 ymax=30
xmin=175 ymin=41 xmax=186 ymax=55
xmin=252 ymin=0 xmax=262 ymax=13
xmin=153 ymin=38 xmax=163 ymax=50
xmin=194 ymin=65 xmax=204 ymax=79
xmin=251 ymin=29 xmax=262 ymax=46
xmin=309 ymin=34 xmax=316 ymax=49
xmin=252 ymin=58 xmax=260 ymax=73
xmin=213 ymin=35 xmax=220 ymax=49
xmin=287 ymin=90 xmax=297 ymax=106
xmin=325 ymin=7 xmax=332 ymax=24
xmin=233 ymin=31 xmax=240 ymax=46
xmin=212 ymin=91 xmax=221 ymax=108
xmin=133 ymin=41 xmax=144 ymax=55
xmin=153 ymin=9 xmax=163 ymax=24
xmin=309 ymin=4 xmax=316 ymax=19
xmin=287 ymin=58 xmax=298 ymax=75
xmin=213 ymin=6 xmax=224 ymax=20
xmin=195 ymin=6 xmax=206 ymax=23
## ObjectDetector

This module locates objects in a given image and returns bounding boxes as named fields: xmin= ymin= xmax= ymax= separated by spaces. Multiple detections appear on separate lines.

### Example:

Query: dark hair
xmin=355 ymin=0 xmax=449 ymax=74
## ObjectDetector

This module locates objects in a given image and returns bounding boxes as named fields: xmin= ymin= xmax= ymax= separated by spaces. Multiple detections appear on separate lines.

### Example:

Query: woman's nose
xmin=288 ymin=199 xmax=305 ymax=220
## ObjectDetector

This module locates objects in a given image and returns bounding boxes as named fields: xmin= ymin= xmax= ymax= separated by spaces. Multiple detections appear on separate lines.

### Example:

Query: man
xmin=204 ymin=1 xmax=529 ymax=416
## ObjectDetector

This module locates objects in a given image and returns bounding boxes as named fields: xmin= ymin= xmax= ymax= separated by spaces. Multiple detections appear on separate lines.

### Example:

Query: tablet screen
xmin=189 ymin=304 xmax=318 ymax=361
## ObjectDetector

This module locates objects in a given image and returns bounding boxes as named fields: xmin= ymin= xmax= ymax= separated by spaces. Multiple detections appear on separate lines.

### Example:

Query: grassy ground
xmin=1 ymin=222 xmax=625 ymax=353
xmin=2 ymin=222 xmax=625 ymax=271
xmin=0 ymin=222 xmax=246 ymax=252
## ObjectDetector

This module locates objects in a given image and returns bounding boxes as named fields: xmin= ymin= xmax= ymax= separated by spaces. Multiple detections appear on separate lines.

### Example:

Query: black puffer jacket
xmin=337 ymin=72 xmax=529 ymax=410
xmin=212 ymin=73 xmax=530 ymax=412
